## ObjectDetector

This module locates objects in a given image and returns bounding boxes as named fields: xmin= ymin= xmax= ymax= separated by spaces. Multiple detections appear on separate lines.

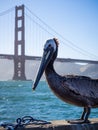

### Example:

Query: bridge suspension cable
xmin=0 ymin=7 xmax=14 ymax=55
xmin=0 ymin=7 xmax=14 ymax=16
xmin=25 ymin=5 xmax=98 ymax=60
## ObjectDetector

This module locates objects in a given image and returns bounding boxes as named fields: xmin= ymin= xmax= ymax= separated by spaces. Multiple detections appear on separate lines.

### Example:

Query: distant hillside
xmin=54 ymin=62 xmax=98 ymax=79
xmin=0 ymin=59 xmax=98 ymax=80
xmin=80 ymin=64 xmax=98 ymax=78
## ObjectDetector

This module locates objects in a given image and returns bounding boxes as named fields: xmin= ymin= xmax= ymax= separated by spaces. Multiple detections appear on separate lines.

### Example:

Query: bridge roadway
xmin=0 ymin=54 xmax=98 ymax=64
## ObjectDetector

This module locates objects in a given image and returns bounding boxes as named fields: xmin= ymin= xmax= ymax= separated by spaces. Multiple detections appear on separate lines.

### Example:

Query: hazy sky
xmin=0 ymin=0 xmax=98 ymax=60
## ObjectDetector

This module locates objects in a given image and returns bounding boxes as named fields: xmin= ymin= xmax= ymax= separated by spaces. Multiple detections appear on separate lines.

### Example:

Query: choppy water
xmin=0 ymin=81 xmax=98 ymax=123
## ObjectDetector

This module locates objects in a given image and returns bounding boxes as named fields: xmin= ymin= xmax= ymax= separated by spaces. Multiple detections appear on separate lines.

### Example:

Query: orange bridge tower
xmin=13 ymin=5 xmax=26 ymax=80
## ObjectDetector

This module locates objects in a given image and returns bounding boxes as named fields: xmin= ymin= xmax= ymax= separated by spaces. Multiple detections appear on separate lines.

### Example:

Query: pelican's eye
xmin=44 ymin=43 xmax=52 ymax=50
xmin=48 ymin=44 xmax=51 ymax=48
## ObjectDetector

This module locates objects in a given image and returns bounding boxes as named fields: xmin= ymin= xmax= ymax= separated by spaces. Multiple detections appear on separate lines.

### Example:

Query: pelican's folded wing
xmin=63 ymin=75 xmax=98 ymax=98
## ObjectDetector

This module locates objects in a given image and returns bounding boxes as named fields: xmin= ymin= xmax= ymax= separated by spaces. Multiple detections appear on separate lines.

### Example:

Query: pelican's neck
xmin=45 ymin=59 xmax=58 ymax=90
xmin=45 ymin=52 xmax=61 ymax=90
xmin=45 ymin=60 xmax=55 ymax=74
xmin=45 ymin=48 xmax=58 ymax=76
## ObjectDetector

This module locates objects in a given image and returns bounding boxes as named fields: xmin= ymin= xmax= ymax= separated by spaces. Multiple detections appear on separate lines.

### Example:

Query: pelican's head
xmin=32 ymin=38 xmax=59 ymax=90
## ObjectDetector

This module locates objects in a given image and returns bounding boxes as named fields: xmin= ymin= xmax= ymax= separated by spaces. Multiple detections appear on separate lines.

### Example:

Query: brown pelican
xmin=33 ymin=38 xmax=98 ymax=123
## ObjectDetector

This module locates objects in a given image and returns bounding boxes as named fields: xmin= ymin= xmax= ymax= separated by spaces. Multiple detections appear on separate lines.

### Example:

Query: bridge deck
xmin=0 ymin=54 xmax=98 ymax=64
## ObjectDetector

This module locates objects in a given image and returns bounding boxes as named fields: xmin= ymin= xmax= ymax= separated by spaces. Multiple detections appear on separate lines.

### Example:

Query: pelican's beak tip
xmin=32 ymin=84 xmax=36 ymax=91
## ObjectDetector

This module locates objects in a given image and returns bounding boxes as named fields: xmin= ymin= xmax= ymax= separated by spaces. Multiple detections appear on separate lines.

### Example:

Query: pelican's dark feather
xmin=62 ymin=75 xmax=98 ymax=98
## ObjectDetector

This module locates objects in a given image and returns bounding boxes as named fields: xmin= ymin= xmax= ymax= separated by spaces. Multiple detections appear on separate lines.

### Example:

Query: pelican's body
xmin=33 ymin=38 xmax=98 ymax=123
xmin=45 ymin=68 xmax=98 ymax=108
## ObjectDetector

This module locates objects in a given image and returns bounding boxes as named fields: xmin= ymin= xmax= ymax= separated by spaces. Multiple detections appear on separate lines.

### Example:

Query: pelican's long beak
xmin=32 ymin=44 xmax=54 ymax=90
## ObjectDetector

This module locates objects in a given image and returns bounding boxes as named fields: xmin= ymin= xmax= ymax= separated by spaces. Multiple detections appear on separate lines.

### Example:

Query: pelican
xmin=33 ymin=38 xmax=98 ymax=123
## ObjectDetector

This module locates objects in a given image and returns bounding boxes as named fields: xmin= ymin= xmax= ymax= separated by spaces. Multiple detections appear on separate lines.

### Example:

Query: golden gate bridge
xmin=0 ymin=5 xmax=98 ymax=80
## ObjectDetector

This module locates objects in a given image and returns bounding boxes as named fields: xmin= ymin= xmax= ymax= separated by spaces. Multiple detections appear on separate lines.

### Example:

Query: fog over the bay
xmin=0 ymin=59 xmax=98 ymax=81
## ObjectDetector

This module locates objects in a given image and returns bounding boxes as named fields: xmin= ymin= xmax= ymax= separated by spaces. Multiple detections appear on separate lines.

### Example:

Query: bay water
xmin=0 ymin=81 xmax=98 ymax=123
